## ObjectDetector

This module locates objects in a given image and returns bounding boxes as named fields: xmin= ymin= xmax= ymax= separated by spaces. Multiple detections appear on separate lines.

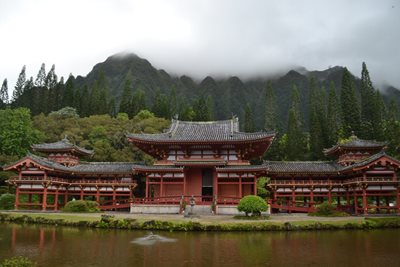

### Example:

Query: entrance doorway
xmin=202 ymin=169 xmax=213 ymax=202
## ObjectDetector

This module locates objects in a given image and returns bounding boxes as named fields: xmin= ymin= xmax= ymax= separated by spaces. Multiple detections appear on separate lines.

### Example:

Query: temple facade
xmin=3 ymin=118 xmax=400 ymax=215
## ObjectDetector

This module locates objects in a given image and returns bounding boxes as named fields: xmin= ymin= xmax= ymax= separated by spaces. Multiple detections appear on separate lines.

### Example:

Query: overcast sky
xmin=1 ymin=0 xmax=399 ymax=96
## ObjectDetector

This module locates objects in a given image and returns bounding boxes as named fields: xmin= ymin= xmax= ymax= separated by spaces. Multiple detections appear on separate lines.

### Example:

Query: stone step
xmin=185 ymin=205 xmax=213 ymax=215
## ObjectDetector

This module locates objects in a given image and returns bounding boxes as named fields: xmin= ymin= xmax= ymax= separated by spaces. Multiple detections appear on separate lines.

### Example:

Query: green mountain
xmin=71 ymin=53 xmax=400 ymax=129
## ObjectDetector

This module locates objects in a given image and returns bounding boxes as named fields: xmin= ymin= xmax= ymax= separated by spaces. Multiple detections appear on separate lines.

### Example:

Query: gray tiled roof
xmin=5 ymin=153 xmax=134 ymax=174
xmin=324 ymin=135 xmax=386 ymax=155
xmin=127 ymin=118 xmax=275 ymax=142
xmin=264 ymin=161 xmax=342 ymax=174
xmin=32 ymin=137 xmax=93 ymax=156
xmin=341 ymin=151 xmax=400 ymax=171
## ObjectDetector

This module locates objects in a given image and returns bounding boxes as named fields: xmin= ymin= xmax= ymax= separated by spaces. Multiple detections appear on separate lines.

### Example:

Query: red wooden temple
xmin=3 ymin=118 xmax=400 ymax=215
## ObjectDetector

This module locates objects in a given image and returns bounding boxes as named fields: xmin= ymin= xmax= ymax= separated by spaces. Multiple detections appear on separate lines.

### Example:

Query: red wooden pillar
xmin=328 ymin=188 xmax=332 ymax=204
xmin=28 ymin=194 xmax=32 ymax=203
xmin=362 ymin=186 xmax=368 ymax=215
xmin=96 ymin=186 xmax=100 ymax=203
xmin=42 ymin=186 xmax=48 ymax=211
xmin=160 ymin=176 xmax=164 ymax=197
xmin=112 ymin=186 xmax=117 ymax=202
xmin=253 ymin=176 xmax=257 ymax=196
xmin=145 ymin=176 xmax=149 ymax=199
xmin=291 ymin=187 xmax=296 ymax=207
xmin=14 ymin=186 xmax=20 ymax=210
xmin=397 ymin=187 xmax=400 ymax=214
xmin=80 ymin=186 xmax=84 ymax=200
xmin=64 ymin=189 xmax=69 ymax=204
xmin=310 ymin=187 xmax=314 ymax=208
xmin=183 ymin=172 xmax=187 ymax=196
xmin=54 ymin=187 xmax=59 ymax=211
xmin=354 ymin=190 xmax=358 ymax=215
xmin=239 ymin=175 xmax=242 ymax=198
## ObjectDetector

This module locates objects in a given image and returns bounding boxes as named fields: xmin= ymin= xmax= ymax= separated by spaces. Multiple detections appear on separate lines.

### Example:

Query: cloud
xmin=0 ymin=0 xmax=399 ymax=97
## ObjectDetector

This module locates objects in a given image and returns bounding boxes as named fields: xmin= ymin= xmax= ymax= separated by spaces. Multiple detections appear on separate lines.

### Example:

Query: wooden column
xmin=54 ymin=187 xmax=59 ymax=211
xmin=310 ymin=187 xmax=314 ymax=208
xmin=42 ymin=186 xmax=48 ymax=211
xmin=291 ymin=187 xmax=296 ymax=207
xmin=239 ymin=175 xmax=242 ymax=198
xmin=397 ymin=187 xmax=400 ymax=214
xmin=253 ymin=176 xmax=257 ymax=196
xmin=112 ymin=186 xmax=117 ymax=202
xmin=362 ymin=186 xmax=368 ymax=215
xmin=14 ymin=186 xmax=20 ymax=210
xmin=183 ymin=172 xmax=187 ymax=196
xmin=354 ymin=190 xmax=358 ymax=215
xmin=346 ymin=188 xmax=350 ymax=205
xmin=145 ymin=176 xmax=149 ymax=199
xmin=64 ymin=189 xmax=69 ymax=204
xmin=80 ymin=186 xmax=84 ymax=200
xmin=328 ymin=188 xmax=332 ymax=204
xmin=96 ymin=186 xmax=100 ymax=203
xmin=160 ymin=176 xmax=164 ymax=197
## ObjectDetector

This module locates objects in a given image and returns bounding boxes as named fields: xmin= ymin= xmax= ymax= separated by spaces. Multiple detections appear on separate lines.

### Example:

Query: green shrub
xmin=0 ymin=256 xmax=36 ymax=267
xmin=309 ymin=202 xmax=349 ymax=217
xmin=0 ymin=193 xmax=15 ymax=210
xmin=62 ymin=200 xmax=100 ymax=213
xmin=237 ymin=195 xmax=268 ymax=216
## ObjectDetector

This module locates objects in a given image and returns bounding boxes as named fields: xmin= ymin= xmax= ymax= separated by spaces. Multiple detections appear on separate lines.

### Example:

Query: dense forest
xmin=0 ymin=54 xmax=400 ymax=172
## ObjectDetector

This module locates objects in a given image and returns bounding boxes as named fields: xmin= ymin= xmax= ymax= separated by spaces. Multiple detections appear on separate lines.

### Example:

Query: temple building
xmin=3 ymin=118 xmax=400 ymax=215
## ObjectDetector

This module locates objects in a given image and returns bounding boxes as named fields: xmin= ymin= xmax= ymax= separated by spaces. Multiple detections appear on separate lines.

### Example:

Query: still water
xmin=0 ymin=223 xmax=400 ymax=267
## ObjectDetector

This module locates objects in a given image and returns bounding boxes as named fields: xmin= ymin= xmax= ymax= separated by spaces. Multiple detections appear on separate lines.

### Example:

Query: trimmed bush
xmin=0 ymin=256 xmax=36 ymax=267
xmin=237 ymin=195 xmax=268 ymax=216
xmin=63 ymin=200 xmax=100 ymax=213
xmin=0 ymin=194 xmax=16 ymax=210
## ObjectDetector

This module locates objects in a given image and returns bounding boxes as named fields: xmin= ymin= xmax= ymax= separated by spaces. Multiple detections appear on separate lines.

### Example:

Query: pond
xmin=0 ymin=223 xmax=399 ymax=267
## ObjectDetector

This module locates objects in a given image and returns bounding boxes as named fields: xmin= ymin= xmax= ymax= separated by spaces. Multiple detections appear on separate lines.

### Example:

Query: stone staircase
xmin=185 ymin=205 xmax=213 ymax=216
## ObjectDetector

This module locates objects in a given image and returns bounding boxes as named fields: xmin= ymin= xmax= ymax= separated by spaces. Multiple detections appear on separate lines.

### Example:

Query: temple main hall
xmin=3 ymin=117 xmax=400 ymax=215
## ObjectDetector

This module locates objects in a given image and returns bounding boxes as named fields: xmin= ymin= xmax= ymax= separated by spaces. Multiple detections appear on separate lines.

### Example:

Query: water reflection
xmin=131 ymin=232 xmax=176 ymax=246
xmin=1 ymin=223 xmax=400 ymax=267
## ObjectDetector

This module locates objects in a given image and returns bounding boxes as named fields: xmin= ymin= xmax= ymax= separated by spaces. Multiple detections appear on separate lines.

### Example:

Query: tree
xmin=0 ymin=79 xmax=9 ymax=108
xmin=45 ymin=64 xmax=58 ymax=90
xmin=327 ymin=82 xmax=341 ymax=145
xmin=62 ymin=74 xmax=75 ymax=108
xmin=13 ymin=65 xmax=26 ymax=103
xmin=264 ymin=81 xmax=279 ymax=131
xmin=0 ymin=108 xmax=42 ymax=156
xmin=340 ymin=68 xmax=360 ymax=137
xmin=152 ymin=90 xmax=170 ymax=118
xmin=131 ymin=89 xmax=146 ymax=116
xmin=284 ymin=85 xmax=307 ymax=160
xmin=34 ymin=63 xmax=46 ymax=87
xmin=237 ymin=195 xmax=268 ymax=216
xmin=193 ymin=95 xmax=213 ymax=121
xmin=244 ymin=103 xmax=255 ymax=132
xmin=308 ymin=77 xmax=327 ymax=159
xmin=119 ymin=78 xmax=133 ymax=116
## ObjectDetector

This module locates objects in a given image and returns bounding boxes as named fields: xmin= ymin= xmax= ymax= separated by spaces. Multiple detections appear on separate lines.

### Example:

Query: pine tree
xmin=80 ymin=85 xmax=90 ymax=117
xmin=308 ymin=78 xmax=328 ymax=159
xmin=89 ymin=81 xmax=101 ymax=115
xmin=285 ymin=85 xmax=307 ymax=160
xmin=327 ymin=82 xmax=341 ymax=145
xmin=169 ymin=86 xmax=178 ymax=117
xmin=119 ymin=78 xmax=133 ymax=116
xmin=34 ymin=63 xmax=46 ymax=87
xmin=371 ymin=90 xmax=386 ymax=140
xmin=131 ymin=89 xmax=146 ymax=116
xmin=152 ymin=90 xmax=170 ymax=118
xmin=244 ymin=103 xmax=255 ymax=132
xmin=264 ymin=81 xmax=279 ymax=131
xmin=193 ymin=95 xmax=213 ymax=121
xmin=340 ymin=68 xmax=360 ymax=137
xmin=98 ymin=88 xmax=108 ymax=114
xmin=108 ymin=97 xmax=117 ymax=117
xmin=62 ymin=74 xmax=75 ymax=107
xmin=360 ymin=62 xmax=379 ymax=139
xmin=0 ymin=78 xmax=9 ymax=108
xmin=45 ymin=64 xmax=58 ymax=90
xmin=13 ymin=65 xmax=26 ymax=103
